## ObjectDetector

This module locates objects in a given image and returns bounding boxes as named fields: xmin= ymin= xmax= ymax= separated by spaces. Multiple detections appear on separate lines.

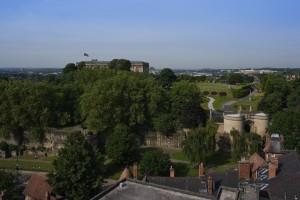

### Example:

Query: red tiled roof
xmin=24 ymin=174 xmax=53 ymax=200
xmin=249 ymin=153 xmax=266 ymax=172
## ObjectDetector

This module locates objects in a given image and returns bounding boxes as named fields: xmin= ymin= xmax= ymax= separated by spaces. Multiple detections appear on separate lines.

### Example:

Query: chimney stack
xmin=133 ymin=163 xmax=138 ymax=179
xmin=45 ymin=192 xmax=50 ymax=200
xmin=268 ymin=158 xmax=278 ymax=179
xmin=239 ymin=159 xmax=251 ymax=180
xmin=207 ymin=176 xmax=214 ymax=195
xmin=170 ymin=165 xmax=175 ymax=177
xmin=199 ymin=162 xmax=205 ymax=177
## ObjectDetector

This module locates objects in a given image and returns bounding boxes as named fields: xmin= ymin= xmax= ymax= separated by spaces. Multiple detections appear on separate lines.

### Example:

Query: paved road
xmin=221 ymin=87 xmax=257 ymax=110
xmin=207 ymin=96 xmax=215 ymax=111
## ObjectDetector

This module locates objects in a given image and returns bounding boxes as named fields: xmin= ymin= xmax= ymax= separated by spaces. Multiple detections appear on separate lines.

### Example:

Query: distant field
xmin=197 ymin=82 xmax=236 ymax=110
xmin=197 ymin=82 xmax=256 ymax=111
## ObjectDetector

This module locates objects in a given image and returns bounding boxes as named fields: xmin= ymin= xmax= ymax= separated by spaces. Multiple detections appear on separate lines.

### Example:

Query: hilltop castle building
xmin=80 ymin=59 xmax=149 ymax=73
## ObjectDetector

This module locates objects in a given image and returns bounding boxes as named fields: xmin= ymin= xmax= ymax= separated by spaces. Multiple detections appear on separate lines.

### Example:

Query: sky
xmin=0 ymin=0 xmax=300 ymax=69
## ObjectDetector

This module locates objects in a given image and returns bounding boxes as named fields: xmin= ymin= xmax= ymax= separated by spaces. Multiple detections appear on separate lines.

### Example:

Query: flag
xmin=84 ymin=53 xmax=89 ymax=57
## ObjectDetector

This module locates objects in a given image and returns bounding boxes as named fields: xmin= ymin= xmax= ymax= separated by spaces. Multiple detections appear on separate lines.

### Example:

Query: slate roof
xmin=91 ymin=179 xmax=213 ymax=200
xmin=145 ymin=176 xmax=208 ymax=194
xmin=264 ymin=151 xmax=300 ymax=200
xmin=145 ymin=170 xmax=240 ymax=196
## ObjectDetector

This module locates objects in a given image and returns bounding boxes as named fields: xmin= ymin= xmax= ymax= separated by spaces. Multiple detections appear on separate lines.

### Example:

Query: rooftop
xmin=92 ymin=179 xmax=213 ymax=200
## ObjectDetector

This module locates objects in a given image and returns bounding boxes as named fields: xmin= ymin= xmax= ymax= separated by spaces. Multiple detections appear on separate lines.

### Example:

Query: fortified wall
xmin=218 ymin=112 xmax=269 ymax=137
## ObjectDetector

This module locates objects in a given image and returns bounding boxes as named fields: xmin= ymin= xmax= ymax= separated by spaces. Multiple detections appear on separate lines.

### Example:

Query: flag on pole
xmin=84 ymin=53 xmax=89 ymax=57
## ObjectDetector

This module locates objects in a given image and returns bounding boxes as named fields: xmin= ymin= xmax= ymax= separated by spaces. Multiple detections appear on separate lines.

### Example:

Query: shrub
xmin=211 ymin=91 xmax=218 ymax=95
xmin=219 ymin=92 xmax=227 ymax=96
xmin=232 ymin=85 xmax=252 ymax=98
xmin=140 ymin=150 xmax=170 ymax=176
xmin=203 ymin=91 xmax=209 ymax=95
xmin=0 ymin=141 xmax=10 ymax=157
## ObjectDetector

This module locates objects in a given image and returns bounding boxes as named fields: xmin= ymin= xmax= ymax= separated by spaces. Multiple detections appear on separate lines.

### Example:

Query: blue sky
xmin=0 ymin=0 xmax=300 ymax=68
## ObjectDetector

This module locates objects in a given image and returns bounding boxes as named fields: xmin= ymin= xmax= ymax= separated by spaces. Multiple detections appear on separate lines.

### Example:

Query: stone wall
xmin=144 ymin=130 xmax=187 ymax=149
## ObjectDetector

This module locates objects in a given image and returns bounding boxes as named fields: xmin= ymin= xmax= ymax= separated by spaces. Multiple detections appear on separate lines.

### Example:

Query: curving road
xmin=207 ymin=96 xmax=215 ymax=111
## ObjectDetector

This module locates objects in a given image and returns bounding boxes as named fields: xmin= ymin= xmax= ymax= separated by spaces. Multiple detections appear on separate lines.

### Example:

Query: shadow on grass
xmin=206 ymin=151 xmax=233 ymax=167
xmin=104 ymin=161 xmax=123 ymax=179
xmin=172 ymin=163 xmax=190 ymax=177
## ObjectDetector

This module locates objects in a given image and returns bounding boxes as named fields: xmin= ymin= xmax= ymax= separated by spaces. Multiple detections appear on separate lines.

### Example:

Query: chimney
xmin=133 ymin=163 xmax=138 ymax=179
xmin=45 ymin=192 xmax=50 ymax=200
xmin=0 ymin=191 xmax=4 ymax=200
xmin=239 ymin=159 xmax=251 ymax=180
xmin=207 ymin=176 xmax=214 ymax=195
xmin=199 ymin=162 xmax=205 ymax=177
xmin=270 ymin=157 xmax=279 ymax=168
xmin=170 ymin=165 xmax=175 ymax=177
xmin=268 ymin=158 xmax=278 ymax=179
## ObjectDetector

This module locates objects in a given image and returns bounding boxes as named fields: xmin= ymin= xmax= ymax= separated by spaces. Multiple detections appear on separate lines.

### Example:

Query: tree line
xmin=258 ymin=74 xmax=300 ymax=152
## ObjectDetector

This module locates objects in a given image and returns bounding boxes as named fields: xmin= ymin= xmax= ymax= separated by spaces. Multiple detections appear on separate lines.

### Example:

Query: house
xmin=24 ymin=174 xmax=58 ymax=200
xmin=91 ymin=178 xmax=214 ymax=200
xmin=95 ymin=149 xmax=300 ymax=200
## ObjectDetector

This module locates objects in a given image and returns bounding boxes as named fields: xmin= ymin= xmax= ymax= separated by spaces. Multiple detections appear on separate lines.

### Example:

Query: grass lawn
xmin=197 ymin=82 xmax=238 ymax=110
xmin=0 ymin=159 xmax=53 ymax=172
xmin=172 ymin=151 xmax=237 ymax=176
xmin=165 ymin=149 xmax=189 ymax=161
xmin=18 ymin=154 xmax=57 ymax=162
xmin=233 ymin=92 xmax=264 ymax=112
xmin=201 ymin=96 xmax=209 ymax=110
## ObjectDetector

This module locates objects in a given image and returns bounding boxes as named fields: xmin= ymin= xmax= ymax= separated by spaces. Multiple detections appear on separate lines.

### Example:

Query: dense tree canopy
xmin=140 ymin=150 xmax=170 ymax=176
xmin=49 ymin=132 xmax=104 ymax=200
xmin=80 ymin=72 xmax=164 ymax=132
xmin=269 ymin=110 xmax=300 ymax=152
xmin=158 ymin=68 xmax=176 ymax=88
xmin=0 ymin=170 xmax=20 ymax=200
xmin=171 ymin=81 xmax=206 ymax=129
xmin=230 ymin=129 xmax=263 ymax=160
xmin=182 ymin=121 xmax=217 ymax=164
xmin=0 ymin=81 xmax=71 ymax=144
xmin=63 ymin=63 xmax=77 ymax=73
xmin=227 ymin=73 xmax=254 ymax=85
xmin=258 ymin=74 xmax=300 ymax=152
xmin=105 ymin=124 xmax=140 ymax=166
xmin=109 ymin=59 xmax=131 ymax=71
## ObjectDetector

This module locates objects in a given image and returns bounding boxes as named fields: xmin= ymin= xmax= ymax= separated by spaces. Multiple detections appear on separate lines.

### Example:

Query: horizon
xmin=1 ymin=0 xmax=300 ymax=69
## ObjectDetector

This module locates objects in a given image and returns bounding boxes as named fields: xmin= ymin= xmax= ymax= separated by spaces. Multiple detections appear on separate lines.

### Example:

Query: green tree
xmin=182 ymin=123 xmax=216 ymax=164
xmin=269 ymin=110 xmax=300 ymax=152
xmin=258 ymin=92 xmax=285 ymax=115
xmin=246 ymin=133 xmax=263 ymax=155
xmin=0 ymin=170 xmax=20 ymax=200
xmin=49 ymin=132 xmax=104 ymax=200
xmin=158 ymin=68 xmax=176 ymax=88
xmin=153 ymin=113 xmax=175 ymax=136
xmin=287 ymin=86 xmax=300 ymax=109
xmin=227 ymin=73 xmax=253 ymax=85
xmin=109 ymin=59 xmax=131 ymax=71
xmin=80 ymin=72 xmax=163 ymax=132
xmin=105 ymin=124 xmax=140 ymax=166
xmin=0 ymin=81 xmax=69 ymax=144
xmin=63 ymin=63 xmax=77 ymax=73
xmin=230 ymin=129 xmax=247 ymax=160
xmin=171 ymin=81 xmax=206 ymax=129
xmin=77 ymin=61 xmax=86 ymax=70
xmin=140 ymin=150 xmax=170 ymax=176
